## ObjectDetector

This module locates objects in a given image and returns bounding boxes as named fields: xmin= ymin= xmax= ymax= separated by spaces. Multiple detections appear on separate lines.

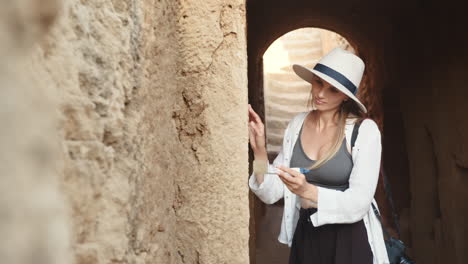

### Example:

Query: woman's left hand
xmin=275 ymin=165 xmax=315 ymax=198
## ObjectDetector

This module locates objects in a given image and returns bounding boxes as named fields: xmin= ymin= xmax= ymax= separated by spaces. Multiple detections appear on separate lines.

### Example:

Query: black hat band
xmin=313 ymin=63 xmax=357 ymax=95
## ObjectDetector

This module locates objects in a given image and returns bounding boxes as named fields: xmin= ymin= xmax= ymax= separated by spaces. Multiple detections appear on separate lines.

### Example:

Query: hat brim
xmin=292 ymin=64 xmax=367 ymax=113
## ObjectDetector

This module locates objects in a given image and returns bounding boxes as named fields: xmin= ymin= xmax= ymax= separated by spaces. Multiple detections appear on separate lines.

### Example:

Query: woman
xmin=248 ymin=47 xmax=389 ymax=263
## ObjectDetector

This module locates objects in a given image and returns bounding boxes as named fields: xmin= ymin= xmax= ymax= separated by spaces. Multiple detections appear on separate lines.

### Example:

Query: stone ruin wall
xmin=1 ymin=0 xmax=249 ymax=263
xmin=399 ymin=58 xmax=468 ymax=263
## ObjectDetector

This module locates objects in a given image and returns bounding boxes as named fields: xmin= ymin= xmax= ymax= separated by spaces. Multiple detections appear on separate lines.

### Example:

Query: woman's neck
xmin=310 ymin=109 xmax=340 ymax=131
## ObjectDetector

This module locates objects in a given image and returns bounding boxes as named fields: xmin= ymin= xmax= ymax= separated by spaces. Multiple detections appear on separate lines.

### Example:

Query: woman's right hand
xmin=248 ymin=104 xmax=267 ymax=157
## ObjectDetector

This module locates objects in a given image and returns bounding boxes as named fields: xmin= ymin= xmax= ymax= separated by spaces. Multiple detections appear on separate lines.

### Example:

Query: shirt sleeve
xmin=310 ymin=119 xmax=382 ymax=226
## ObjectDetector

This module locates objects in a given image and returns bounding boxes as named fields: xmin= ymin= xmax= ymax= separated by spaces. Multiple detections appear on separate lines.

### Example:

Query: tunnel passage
xmin=248 ymin=1 xmax=468 ymax=263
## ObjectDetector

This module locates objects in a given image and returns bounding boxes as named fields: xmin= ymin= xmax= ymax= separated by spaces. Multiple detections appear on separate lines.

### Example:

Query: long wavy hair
xmin=303 ymin=76 xmax=368 ymax=170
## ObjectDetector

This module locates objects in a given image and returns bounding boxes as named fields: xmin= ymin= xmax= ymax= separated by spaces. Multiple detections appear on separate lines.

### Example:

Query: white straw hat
xmin=292 ymin=47 xmax=367 ymax=113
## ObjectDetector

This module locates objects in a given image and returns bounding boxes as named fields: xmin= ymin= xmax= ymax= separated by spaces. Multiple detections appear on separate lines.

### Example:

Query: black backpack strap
xmin=371 ymin=202 xmax=392 ymax=240
xmin=351 ymin=118 xmax=364 ymax=149
xmin=382 ymin=163 xmax=401 ymax=237
xmin=351 ymin=118 xmax=402 ymax=238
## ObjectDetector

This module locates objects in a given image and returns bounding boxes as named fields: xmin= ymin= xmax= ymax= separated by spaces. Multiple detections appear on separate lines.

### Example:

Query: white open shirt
xmin=249 ymin=111 xmax=390 ymax=264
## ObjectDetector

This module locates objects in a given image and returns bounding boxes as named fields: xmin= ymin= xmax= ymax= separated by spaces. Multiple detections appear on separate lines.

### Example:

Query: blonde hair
xmin=303 ymin=89 xmax=367 ymax=170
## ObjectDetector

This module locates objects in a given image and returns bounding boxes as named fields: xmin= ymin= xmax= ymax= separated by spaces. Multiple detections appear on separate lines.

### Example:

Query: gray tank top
xmin=290 ymin=122 xmax=353 ymax=191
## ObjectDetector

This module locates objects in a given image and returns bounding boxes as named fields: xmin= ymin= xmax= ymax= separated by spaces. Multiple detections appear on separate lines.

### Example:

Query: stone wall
xmin=2 ymin=0 xmax=249 ymax=263
xmin=0 ymin=0 xmax=71 ymax=264
xmin=174 ymin=1 xmax=248 ymax=263
xmin=28 ymin=0 xmax=179 ymax=262
xmin=397 ymin=12 xmax=468 ymax=261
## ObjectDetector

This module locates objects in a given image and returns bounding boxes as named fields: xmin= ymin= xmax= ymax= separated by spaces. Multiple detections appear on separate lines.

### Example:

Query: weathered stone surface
xmin=16 ymin=0 xmax=249 ymax=263
xmin=0 ymin=1 xmax=71 ymax=264
xmin=174 ymin=1 xmax=249 ymax=263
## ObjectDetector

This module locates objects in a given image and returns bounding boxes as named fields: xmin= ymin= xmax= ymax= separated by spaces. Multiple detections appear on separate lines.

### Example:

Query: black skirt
xmin=289 ymin=207 xmax=373 ymax=264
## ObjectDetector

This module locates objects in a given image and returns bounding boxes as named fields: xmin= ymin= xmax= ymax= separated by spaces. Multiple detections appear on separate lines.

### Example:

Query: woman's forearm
xmin=253 ymin=152 xmax=269 ymax=185
xmin=300 ymin=198 xmax=318 ymax=208
xmin=301 ymin=183 xmax=318 ymax=203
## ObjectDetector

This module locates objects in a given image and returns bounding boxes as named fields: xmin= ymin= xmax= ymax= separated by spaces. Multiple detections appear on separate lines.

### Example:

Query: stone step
xmin=279 ymin=62 xmax=318 ymax=72
xmin=264 ymin=115 xmax=290 ymax=130
xmin=282 ymin=30 xmax=321 ymax=41
xmin=265 ymin=60 xmax=318 ymax=75
xmin=286 ymin=49 xmax=323 ymax=62
xmin=265 ymin=107 xmax=297 ymax=122
xmin=265 ymin=101 xmax=307 ymax=118
xmin=281 ymin=39 xmax=322 ymax=49
xmin=281 ymin=59 xmax=319 ymax=71
xmin=266 ymin=132 xmax=283 ymax=147
xmin=266 ymin=144 xmax=281 ymax=154
xmin=266 ymin=127 xmax=287 ymax=138
xmin=264 ymin=72 xmax=307 ymax=83
xmin=267 ymin=91 xmax=310 ymax=106
xmin=265 ymin=77 xmax=311 ymax=94
xmin=282 ymin=44 xmax=322 ymax=53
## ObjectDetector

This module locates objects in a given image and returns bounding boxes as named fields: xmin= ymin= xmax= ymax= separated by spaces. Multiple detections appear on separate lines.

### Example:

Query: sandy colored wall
xmin=28 ymin=0 xmax=179 ymax=262
xmin=0 ymin=0 xmax=71 ymax=264
xmin=173 ymin=1 xmax=249 ymax=263
xmin=1 ymin=0 xmax=249 ymax=263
